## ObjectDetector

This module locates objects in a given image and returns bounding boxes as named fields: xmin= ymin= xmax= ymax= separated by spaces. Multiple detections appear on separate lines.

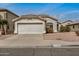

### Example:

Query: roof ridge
xmin=0 ymin=8 xmax=19 ymax=17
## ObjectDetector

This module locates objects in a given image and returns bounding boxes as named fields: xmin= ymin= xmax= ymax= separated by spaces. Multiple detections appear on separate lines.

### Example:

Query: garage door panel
xmin=18 ymin=23 xmax=44 ymax=34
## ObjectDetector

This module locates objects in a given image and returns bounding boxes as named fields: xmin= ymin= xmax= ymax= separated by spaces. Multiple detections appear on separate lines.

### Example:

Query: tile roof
xmin=13 ymin=14 xmax=58 ymax=22
xmin=0 ymin=8 xmax=19 ymax=17
xmin=62 ymin=20 xmax=73 ymax=23
xmin=67 ymin=20 xmax=79 ymax=25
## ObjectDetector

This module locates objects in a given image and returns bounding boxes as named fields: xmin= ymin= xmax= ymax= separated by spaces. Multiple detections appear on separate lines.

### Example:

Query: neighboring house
xmin=67 ymin=21 xmax=79 ymax=31
xmin=13 ymin=15 xmax=58 ymax=34
xmin=59 ymin=20 xmax=79 ymax=32
xmin=60 ymin=20 xmax=73 ymax=26
xmin=58 ymin=20 xmax=73 ymax=32
xmin=0 ymin=8 xmax=19 ymax=33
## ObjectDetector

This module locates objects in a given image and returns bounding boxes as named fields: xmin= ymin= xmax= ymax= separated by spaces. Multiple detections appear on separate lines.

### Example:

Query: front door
xmin=46 ymin=23 xmax=53 ymax=33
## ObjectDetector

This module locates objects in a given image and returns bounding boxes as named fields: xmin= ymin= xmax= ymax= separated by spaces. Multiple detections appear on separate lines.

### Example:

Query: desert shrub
xmin=64 ymin=25 xmax=71 ymax=32
xmin=46 ymin=28 xmax=53 ymax=33
xmin=75 ymin=31 xmax=79 ymax=36
xmin=60 ymin=25 xmax=70 ymax=32
xmin=60 ymin=25 xmax=65 ymax=32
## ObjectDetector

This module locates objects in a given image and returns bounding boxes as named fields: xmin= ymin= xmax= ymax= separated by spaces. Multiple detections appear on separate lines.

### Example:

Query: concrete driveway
xmin=0 ymin=34 xmax=50 ymax=48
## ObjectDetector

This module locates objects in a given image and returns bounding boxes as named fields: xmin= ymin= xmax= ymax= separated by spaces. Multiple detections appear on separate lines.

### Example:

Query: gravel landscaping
xmin=45 ymin=32 xmax=79 ymax=42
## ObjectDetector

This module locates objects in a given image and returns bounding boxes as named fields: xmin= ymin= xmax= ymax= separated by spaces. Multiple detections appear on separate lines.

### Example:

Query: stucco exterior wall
xmin=0 ymin=11 xmax=18 ymax=33
xmin=61 ymin=22 xmax=73 ymax=26
xmin=44 ymin=18 xmax=58 ymax=32
xmin=6 ymin=12 xmax=18 ymax=33
xmin=68 ymin=24 xmax=79 ymax=31
xmin=58 ymin=23 xmax=61 ymax=32
xmin=14 ymin=19 xmax=46 ymax=34
xmin=59 ymin=21 xmax=73 ymax=32
xmin=0 ymin=11 xmax=7 ymax=20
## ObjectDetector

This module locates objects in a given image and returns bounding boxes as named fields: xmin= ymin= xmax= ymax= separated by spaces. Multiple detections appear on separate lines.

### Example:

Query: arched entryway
xmin=46 ymin=23 xmax=53 ymax=33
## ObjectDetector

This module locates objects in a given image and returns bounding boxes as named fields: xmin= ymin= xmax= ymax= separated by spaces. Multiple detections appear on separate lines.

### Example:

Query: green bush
xmin=60 ymin=25 xmax=65 ymax=32
xmin=60 ymin=25 xmax=70 ymax=32
xmin=0 ymin=20 xmax=8 ymax=35
xmin=46 ymin=28 xmax=53 ymax=33
xmin=64 ymin=25 xmax=70 ymax=32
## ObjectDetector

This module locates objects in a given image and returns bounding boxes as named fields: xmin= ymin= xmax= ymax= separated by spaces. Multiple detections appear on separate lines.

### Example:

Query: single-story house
xmin=13 ymin=15 xmax=58 ymax=34
xmin=60 ymin=20 xmax=73 ymax=26
xmin=58 ymin=20 xmax=74 ymax=31
xmin=67 ymin=21 xmax=79 ymax=31
xmin=59 ymin=20 xmax=79 ymax=32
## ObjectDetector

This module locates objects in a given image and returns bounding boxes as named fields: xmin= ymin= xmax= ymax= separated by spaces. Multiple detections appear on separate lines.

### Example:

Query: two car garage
xmin=17 ymin=23 xmax=44 ymax=34
xmin=12 ymin=15 xmax=58 ymax=34
xmin=13 ymin=15 xmax=46 ymax=34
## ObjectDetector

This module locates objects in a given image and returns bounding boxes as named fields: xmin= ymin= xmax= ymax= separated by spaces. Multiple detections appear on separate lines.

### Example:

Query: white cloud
xmin=58 ymin=10 xmax=79 ymax=21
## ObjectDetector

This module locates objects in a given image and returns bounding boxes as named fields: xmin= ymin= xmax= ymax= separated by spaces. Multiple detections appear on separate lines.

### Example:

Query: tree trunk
xmin=0 ymin=25 xmax=3 ymax=35
xmin=3 ymin=25 xmax=7 ymax=35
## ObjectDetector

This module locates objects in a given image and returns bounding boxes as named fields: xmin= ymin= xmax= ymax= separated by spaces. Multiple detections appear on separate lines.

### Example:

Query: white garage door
xmin=17 ymin=23 xmax=44 ymax=34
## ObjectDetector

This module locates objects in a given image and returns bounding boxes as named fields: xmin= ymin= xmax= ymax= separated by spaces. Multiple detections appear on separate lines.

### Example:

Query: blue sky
xmin=0 ymin=3 xmax=79 ymax=21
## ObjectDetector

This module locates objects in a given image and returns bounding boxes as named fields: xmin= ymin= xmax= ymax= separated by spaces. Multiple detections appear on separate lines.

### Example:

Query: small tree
xmin=2 ymin=20 xmax=8 ymax=25
xmin=2 ymin=20 xmax=8 ymax=35
xmin=65 ymin=25 xmax=70 ymax=32
xmin=60 ymin=25 xmax=65 ymax=32
xmin=60 ymin=25 xmax=70 ymax=32
xmin=0 ymin=19 xmax=9 ymax=35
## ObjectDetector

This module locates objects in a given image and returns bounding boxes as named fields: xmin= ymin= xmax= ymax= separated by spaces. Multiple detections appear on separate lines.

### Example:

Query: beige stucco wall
xmin=68 ymin=24 xmax=79 ymax=31
xmin=58 ymin=21 xmax=73 ymax=32
xmin=0 ymin=11 xmax=18 ymax=33
xmin=44 ymin=18 xmax=58 ymax=32
xmin=58 ymin=23 xmax=61 ymax=32
xmin=0 ymin=11 xmax=7 ymax=20
xmin=6 ymin=12 xmax=18 ymax=33
xmin=61 ymin=22 xmax=73 ymax=26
